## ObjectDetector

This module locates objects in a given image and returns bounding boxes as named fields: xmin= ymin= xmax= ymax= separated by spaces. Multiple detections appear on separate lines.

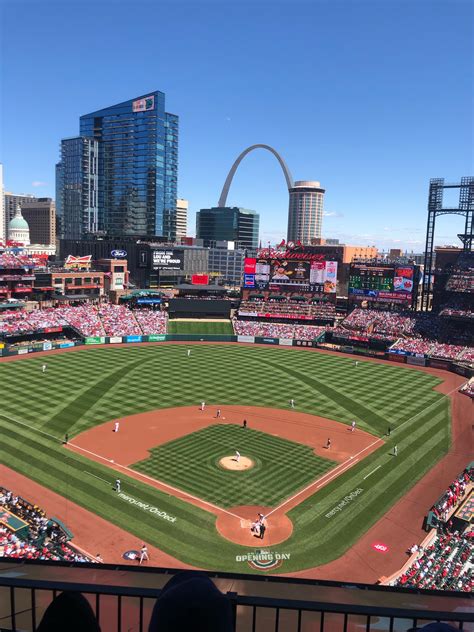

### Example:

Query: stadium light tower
xmin=421 ymin=177 xmax=474 ymax=311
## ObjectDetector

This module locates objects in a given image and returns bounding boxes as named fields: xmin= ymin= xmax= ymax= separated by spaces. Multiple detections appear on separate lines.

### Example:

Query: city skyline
xmin=1 ymin=0 xmax=472 ymax=250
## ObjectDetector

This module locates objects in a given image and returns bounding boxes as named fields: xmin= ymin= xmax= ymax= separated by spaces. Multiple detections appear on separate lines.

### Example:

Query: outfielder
xmin=115 ymin=479 xmax=121 ymax=492
xmin=289 ymin=399 xmax=295 ymax=408
xmin=42 ymin=364 xmax=47 ymax=373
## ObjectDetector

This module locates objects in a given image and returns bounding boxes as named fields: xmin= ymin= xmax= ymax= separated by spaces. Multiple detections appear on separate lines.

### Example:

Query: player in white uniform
xmin=289 ymin=399 xmax=295 ymax=408
xmin=42 ymin=364 xmax=47 ymax=373
xmin=114 ymin=421 xmax=120 ymax=432
xmin=139 ymin=544 xmax=149 ymax=564
xmin=200 ymin=401 xmax=205 ymax=411
xmin=351 ymin=420 xmax=356 ymax=432
xmin=235 ymin=451 xmax=240 ymax=463
xmin=187 ymin=349 xmax=191 ymax=357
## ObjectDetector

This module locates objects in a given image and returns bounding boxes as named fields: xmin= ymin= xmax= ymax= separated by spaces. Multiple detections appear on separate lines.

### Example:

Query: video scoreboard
xmin=243 ymin=257 xmax=338 ymax=294
xmin=349 ymin=263 xmax=415 ymax=304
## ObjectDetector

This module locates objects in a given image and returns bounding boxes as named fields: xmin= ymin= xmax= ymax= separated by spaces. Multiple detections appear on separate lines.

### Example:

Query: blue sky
xmin=1 ymin=0 xmax=472 ymax=250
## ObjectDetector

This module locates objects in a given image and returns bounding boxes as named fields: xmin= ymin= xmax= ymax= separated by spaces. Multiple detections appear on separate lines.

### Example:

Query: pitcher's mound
xmin=219 ymin=456 xmax=254 ymax=471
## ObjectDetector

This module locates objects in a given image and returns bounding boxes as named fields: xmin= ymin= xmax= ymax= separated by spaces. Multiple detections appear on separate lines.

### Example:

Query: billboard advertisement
xmin=64 ymin=255 xmax=92 ymax=270
xmin=132 ymin=95 xmax=155 ymax=112
xmin=243 ymin=257 xmax=337 ymax=293
xmin=191 ymin=274 xmax=209 ymax=285
xmin=393 ymin=266 xmax=414 ymax=294
xmin=152 ymin=250 xmax=183 ymax=270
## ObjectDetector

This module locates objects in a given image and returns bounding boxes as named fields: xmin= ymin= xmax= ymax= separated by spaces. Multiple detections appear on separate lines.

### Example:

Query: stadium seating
xmin=341 ymin=308 xmax=417 ymax=337
xmin=0 ymin=488 xmax=92 ymax=562
xmin=239 ymin=299 xmax=335 ymax=320
xmin=233 ymin=319 xmax=325 ymax=340
xmin=0 ymin=304 xmax=168 ymax=338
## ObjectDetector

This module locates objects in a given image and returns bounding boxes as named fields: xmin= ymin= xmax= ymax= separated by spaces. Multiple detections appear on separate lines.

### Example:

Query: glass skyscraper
xmin=196 ymin=207 xmax=259 ymax=249
xmin=58 ymin=91 xmax=178 ymax=240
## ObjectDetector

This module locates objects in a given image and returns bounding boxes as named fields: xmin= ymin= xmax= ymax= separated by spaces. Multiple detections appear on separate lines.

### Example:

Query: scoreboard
xmin=349 ymin=265 xmax=394 ymax=291
xmin=349 ymin=263 xmax=415 ymax=304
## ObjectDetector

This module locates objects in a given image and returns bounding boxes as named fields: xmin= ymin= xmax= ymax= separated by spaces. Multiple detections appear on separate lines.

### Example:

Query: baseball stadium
xmin=0 ymin=235 xmax=473 ymax=628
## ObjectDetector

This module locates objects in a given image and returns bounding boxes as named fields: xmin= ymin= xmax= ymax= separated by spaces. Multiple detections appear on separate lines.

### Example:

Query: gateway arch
xmin=218 ymin=144 xmax=294 ymax=207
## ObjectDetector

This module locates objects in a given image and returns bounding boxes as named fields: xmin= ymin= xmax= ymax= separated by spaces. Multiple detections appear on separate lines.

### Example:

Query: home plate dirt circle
xmin=216 ymin=506 xmax=293 ymax=546
xmin=219 ymin=455 xmax=254 ymax=471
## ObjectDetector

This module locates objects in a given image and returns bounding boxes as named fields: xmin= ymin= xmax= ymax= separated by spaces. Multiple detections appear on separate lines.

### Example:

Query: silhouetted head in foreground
xmin=149 ymin=572 xmax=233 ymax=632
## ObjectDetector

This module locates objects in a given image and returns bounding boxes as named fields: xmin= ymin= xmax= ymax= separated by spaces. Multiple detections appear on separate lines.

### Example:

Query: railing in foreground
xmin=0 ymin=560 xmax=472 ymax=632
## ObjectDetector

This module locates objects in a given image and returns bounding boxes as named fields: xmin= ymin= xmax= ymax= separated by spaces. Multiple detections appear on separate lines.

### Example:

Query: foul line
xmin=265 ymin=436 xmax=383 ymax=518
xmin=0 ymin=413 xmax=61 ymax=442
xmin=392 ymin=383 xmax=460 ymax=432
xmin=69 ymin=441 xmax=242 ymax=521
xmin=84 ymin=471 xmax=111 ymax=485
xmin=363 ymin=465 xmax=381 ymax=480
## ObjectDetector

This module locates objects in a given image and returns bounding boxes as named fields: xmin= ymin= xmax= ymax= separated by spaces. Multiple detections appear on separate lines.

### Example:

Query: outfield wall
xmin=0 ymin=334 xmax=472 ymax=377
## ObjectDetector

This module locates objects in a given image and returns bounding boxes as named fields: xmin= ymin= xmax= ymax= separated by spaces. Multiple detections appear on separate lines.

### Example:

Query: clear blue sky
xmin=1 ymin=0 xmax=473 ymax=250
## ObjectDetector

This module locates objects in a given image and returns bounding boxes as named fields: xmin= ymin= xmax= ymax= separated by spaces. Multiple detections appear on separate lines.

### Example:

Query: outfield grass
xmin=168 ymin=320 xmax=234 ymax=335
xmin=134 ymin=425 xmax=335 ymax=507
xmin=0 ymin=344 xmax=450 ymax=573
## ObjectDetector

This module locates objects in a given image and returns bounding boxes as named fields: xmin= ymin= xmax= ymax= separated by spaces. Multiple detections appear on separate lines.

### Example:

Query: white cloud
xmin=323 ymin=211 xmax=344 ymax=218
xmin=31 ymin=180 xmax=47 ymax=187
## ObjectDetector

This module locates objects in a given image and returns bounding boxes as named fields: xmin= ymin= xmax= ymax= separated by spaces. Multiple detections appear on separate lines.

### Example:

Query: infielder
xmin=326 ymin=438 xmax=331 ymax=450
xmin=351 ymin=420 xmax=356 ymax=432
xmin=114 ymin=421 xmax=120 ymax=433
xmin=139 ymin=544 xmax=149 ymax=564
xmin=216 ymin=409 xmax=221 ymax=418
xmin=200 ymin=401 xmax=205 ymax=411
xmin=289 ymin=399 xmax=295 ymax=408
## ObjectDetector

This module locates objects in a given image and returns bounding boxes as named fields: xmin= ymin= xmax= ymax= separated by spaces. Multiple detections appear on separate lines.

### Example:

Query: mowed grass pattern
xmin=133 ymin=425 xmax=335 ymax=507
xmin=168 ymin=320 xmax=233 ymax=335
xmin=0 ymin=344 xmax=450 ymax=572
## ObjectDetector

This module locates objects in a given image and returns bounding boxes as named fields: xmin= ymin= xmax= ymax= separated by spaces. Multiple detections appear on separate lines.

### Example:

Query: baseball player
xmin=216 ymin=409 xmax=221 ymax=418
xmin=42 ymin=364 xmax=47 ymax=373
xmin=351 ymin=420 xmax=356 ymax=432
xmin=235 ymin=450 xmax=240 ymax=463
xmin=326 ymin=438 xmax=331 ymax=450
xmin=139 ymin=544 xmax=149 ymax=564
xmin=393 ymin=445 xmax=398 ymax=457
xmin=187 ymin=349 xmax=191 ymax=357
xmin=242 ymin=419 xmax=247 ymax=429
xmin=115 ymin=479 xmax=121 ymax=492
xmin=114 ymin=421 xmax=120 ymax=433
xmin=289 ymin=399 xmax=295 ymax=408
xmin=200 ymin=401 xmax=205 ymax=411
xmin=354 ymin=361 xmax=359 ymax=367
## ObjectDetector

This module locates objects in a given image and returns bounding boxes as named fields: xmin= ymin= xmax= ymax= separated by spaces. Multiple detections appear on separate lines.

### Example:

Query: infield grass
xmin=0 ymin=344 xmax=450 ymax=573
xmin=133 ymin=424 xmax=335 ymax=507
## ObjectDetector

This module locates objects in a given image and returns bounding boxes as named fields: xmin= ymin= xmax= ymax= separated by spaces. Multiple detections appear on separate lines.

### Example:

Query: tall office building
xmin=57 ymin=137 xmax=99 ymax=239
xmin=175 ymin=198 xmax=188 ymax=240
xmin=21 ymin=198 xmax=56 ymax=245
xmin=196 ymin=206 xmax=259 ymax=249
xmin=78 ymin=91 xmax=178 ymax=238
xmin=287 ymin=180 xmax=325 ymax=244
xmin=0 ymin=164 xmax=4 ymax=243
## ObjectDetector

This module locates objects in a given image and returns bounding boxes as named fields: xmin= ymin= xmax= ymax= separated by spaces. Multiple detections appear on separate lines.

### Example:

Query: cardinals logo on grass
xmin=123 ymin=550 xmax=140 ymax=561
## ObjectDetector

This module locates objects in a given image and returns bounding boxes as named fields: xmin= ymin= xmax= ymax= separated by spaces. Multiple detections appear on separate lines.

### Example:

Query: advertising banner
xmin=0 ymin=343 xmax=4 ymax=349
xmin=244 ymin=274 xmax=256 ymax=287
xmin=244 ymin=258 xmax=257 ymax=274
xmin=43 ymin=327 xmax=63 ymax=333
xmin=64 ymin=255 xmax=92 ymax=270
xmin=109 ymin=336 xmax=123 ymax=344
xmin=237 ymin=335 xmax=255 ymax=343
xmin=406 ymin=356 xmax=426 ymax=366
xmin=137 ymin=297 xmax=162 ymax=304
xmin=152 ymin=249 xmax=183 ymax=270
xmin=388 ymin=354 xmax=406 ymax=363
xmin=85 ymin=337 xmax=106 ymax=345
xmin=191 ymin=274 xmax=209 ymax=285
xmin=42 ymin=342 xmax=52 ymax=351
xmin=429 ymin=358 xmax=452 ymax=370
xmin=125 ymin=335 xmax=142 ymax=343
xmin=255 ymin=337 xmax=279 ymax=345
xmin=388 ymin=348 xmax=407 ymax=355
xmin=148 ymin=334 xmax=167 ymax=342
xmin=59 ymin=342 xmax=75 ymax=348
xmin=394 ymin=266 xmax=414 ymax=294
xmin=279 ymin=338 xmax=293 ymax=346
xmin=293 ymin=340 xmax=316 ymax=347
xmin=18 ymin=348 xmax=30 ymax=355
xmin=132 ymin=95 xmax=155 ymax=112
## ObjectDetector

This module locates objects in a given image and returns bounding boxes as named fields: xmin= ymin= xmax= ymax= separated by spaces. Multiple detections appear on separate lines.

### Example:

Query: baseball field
xmin=0 ymin=343 xmax=453 ymax=574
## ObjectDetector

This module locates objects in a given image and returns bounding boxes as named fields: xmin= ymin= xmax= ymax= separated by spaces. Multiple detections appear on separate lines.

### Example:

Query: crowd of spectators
xmin=430 ymin=465 xmax=473 ymax=524
xmin=239 ymin=299 xmax=336 ymax=320
xmin=459 ymin=379 xmax=474 ymax=398
xmin=0 ymin=252 xmax=36 ymax=269
xmin=233 ymin=319 xmax=325 ymax=341
xmin=341 ymin=308 xmax=417 ymax=337
xmin=390 ymin=466 xmax=474 ymax=592
xmin=133 ymin=309 xmax=168 ymax=335
xmin=0 ymin=304 xmax=169 ymax=338
xmin=393 ymin=530 xmax=473 ymax=591
xmin=0 ymin=488 xmax=92 ymax=562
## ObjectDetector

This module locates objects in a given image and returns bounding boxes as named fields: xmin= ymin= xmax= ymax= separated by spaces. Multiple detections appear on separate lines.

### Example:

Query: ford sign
xmin=111 ymin=249 xmax=127 ymax=258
